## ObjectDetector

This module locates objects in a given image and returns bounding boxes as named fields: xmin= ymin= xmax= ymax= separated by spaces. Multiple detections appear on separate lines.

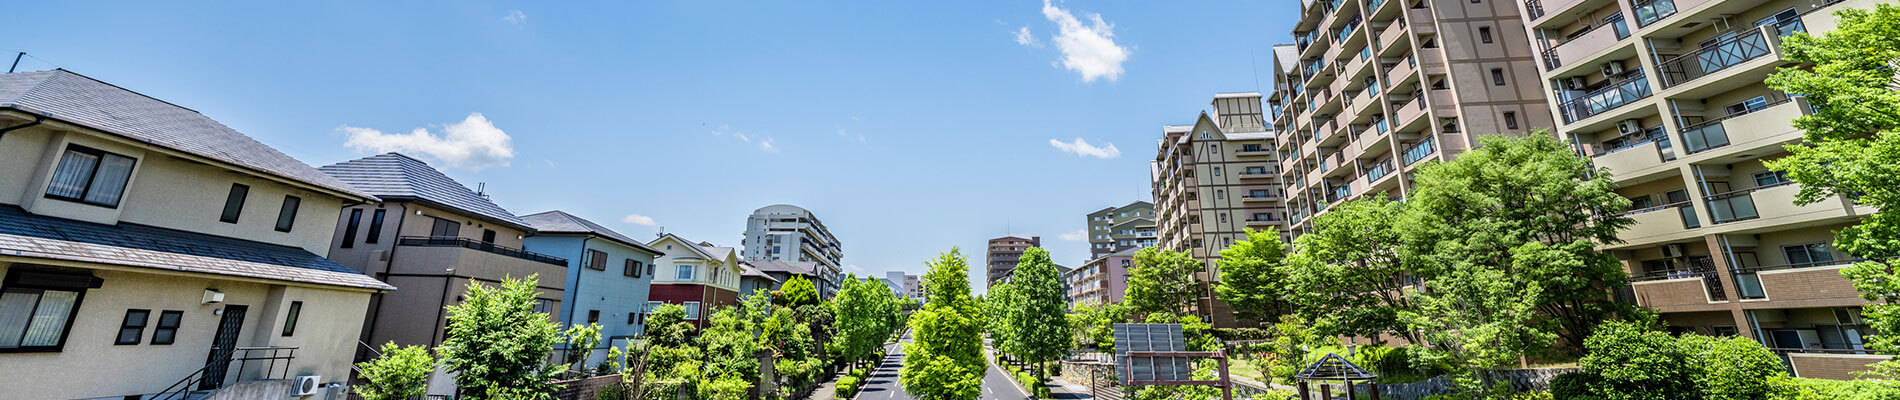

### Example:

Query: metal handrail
xmin=1679 ymin=96 xmax=1796 ymax=133
xmin=1705 ymin=181 xmax=1794 ymax=202
xmin=153 ymin=346 xmax=300 ymax=400
xmin=1622 ymin=200 xmax=1692 ymax=216
xmin=1734 ymin=258 xmax=1869 ymax=274
xmin=396 ymin=236 xmax=569 ymax=266
xmin=1658 ymin=27 xmax=1773 ymax=88
xmin=1558 ymin=72 xmax=1652 ymax=123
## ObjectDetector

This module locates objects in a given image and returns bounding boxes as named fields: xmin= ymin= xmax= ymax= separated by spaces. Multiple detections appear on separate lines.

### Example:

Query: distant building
xmin=647 ymin=234 xmax=744 ymax=329
xmin=885 ymin=271 xmax=919 ymax=300
xmin=985 ymin=236 xmax=1040 ymax=288
xmin=747 ymin=259 xmax=823 ymax=293
xmin=521 ymin=210 xmax=663 ymax=364
xmin=738 ymin=262 xmax=780 ymax=297
xmin=740 ymin=204 xmax=844 ymax=298
xmin=1150 ymin=93 xmax=1290 ymax=327
xmin=1087 ymin=201 xmax=1157 ymax=258
xmin=1067 ymin=247 xmax=1137 ymax=307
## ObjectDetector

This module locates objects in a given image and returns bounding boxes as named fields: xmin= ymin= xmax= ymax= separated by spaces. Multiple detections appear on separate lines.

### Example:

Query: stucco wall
xmin=525 ymin=234 xmax=656 ymax=344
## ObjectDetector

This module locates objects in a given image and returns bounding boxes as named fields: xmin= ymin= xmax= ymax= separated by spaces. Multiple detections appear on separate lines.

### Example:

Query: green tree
xmin=901 ymin=248 xmax=987 ymax=400
xmin=834 ymin=275 xmax=896 ymax=369
xmin=777 ymin=275 xmax=820 ymax=307
xmin=1763 ymin=4 xmax=1900 ymax=378
xmin=984 ymin=281 xmax=1021 ymax=360
xmin=1213 ymin=228 xmax=1292 ymax=325
xmin=438 ymin=275 xmax=566 ymax=399
xmin=1125 ymin=247 xmax=1202 ymax=317
xmin=355 ymin=342 xmax=434 ymax=400
xmin=1281 ymin=198 xmax=1419 ymax=343
xmin=1005 ymin=247 xmax=1073 ymax=380
xmin=564 ymin=322 xmax=604 ymax=376
xmin=1400 ymin=133 xmax=1633 ymax=360
xmin=697 ymin=307 xmax=762 ymax=400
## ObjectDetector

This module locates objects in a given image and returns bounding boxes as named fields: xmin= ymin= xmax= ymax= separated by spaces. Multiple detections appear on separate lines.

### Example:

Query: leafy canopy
xmin=438 ymin=275 xmax=566 ymax=400
xmin=1212 ymin=228 xmax=1291 ymax=325
xmin=901 ymin=248 xmax=987 ymax=400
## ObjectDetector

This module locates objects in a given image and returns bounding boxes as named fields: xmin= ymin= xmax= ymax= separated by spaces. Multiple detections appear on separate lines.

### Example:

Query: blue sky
xmin=6 ymin=1 xmax=1297 ymax=293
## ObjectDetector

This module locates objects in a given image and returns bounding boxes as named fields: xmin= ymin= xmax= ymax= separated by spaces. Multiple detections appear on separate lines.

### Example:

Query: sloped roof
xmin=749 ymin=260 xmax=819 ymax=276
xmin=521 ymin=210 xmax=661 ymax=255
xmin=1295 ymin=353 xmax=1377 ymax=381
xmin=0 ymin=205 xmax=392 ymax=290
xmin=649 ymin=233 xmax=717 ymax=260
xmin=320 ymin=153 xmax=531 ymax=231
xmin=740 ymin=263 xmax=779 ymax=282
xmin=699 ymin=245 xmax=735 ymax=261
xmin=0 ymin=69 xmax=372 ymax=200
xmin=1273 ymin=44 xmax=1300 ymax=74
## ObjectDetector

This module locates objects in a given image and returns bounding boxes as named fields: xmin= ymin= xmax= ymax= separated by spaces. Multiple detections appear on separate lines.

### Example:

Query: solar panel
xmin=1113 ymin=323 xmax=1193 ymax=384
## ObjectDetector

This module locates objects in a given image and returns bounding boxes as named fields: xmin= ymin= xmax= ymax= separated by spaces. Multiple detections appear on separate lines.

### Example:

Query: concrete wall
xmin=1789 ymin=353 xmax=1891 ymax=380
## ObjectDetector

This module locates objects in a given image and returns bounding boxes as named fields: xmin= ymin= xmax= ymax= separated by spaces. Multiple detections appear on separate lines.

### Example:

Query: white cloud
xmin=343 ymin=113 xmax=515 ymax=171
xmin=847 ymin=264 xmax=865 ymax=273
xmin=761 ymin=138 xmax=779 ymax=153
xmin=1058 ymin=229 xmax=1087 ymax=241
xmin=1014 ymin=26 xmax=1042 ymax=48
xmin=711 ymin=124 xmax=779 ymax=153
xmin=503 ymin=10 xmax=527 ymax=25
xmin=622 ymin=214 xmax=658 ymax=226
xmin=1048 ymin=138 xmax=1121 ymax=159
xmin=1041 ymin=0 xmax=1131 ymax=82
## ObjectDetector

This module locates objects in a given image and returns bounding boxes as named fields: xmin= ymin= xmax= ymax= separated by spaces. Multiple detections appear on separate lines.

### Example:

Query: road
xmin=852 ymin=334 xmax=1089 ymax=400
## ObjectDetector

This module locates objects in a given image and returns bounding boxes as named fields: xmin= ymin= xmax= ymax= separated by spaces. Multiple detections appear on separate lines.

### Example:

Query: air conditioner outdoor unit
xmin=1565 ymin=77 xmax=1587 ymax=90
xmin=292 ymin=376 xmax=322 ymax=396
xmin=1618 ymin=119 xmax=1643 ymax=135
xmin=1602 ymin=61 xmax=1626 ymax=76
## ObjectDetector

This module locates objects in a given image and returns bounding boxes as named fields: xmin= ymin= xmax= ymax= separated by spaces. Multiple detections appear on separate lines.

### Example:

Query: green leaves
xmin=1125 ymin=247 xmax=1201 ymax=317
xmin=1281 ymin=198 xmax=1415 ymax=342
xmin=1213 ymin=228 xmax=1292 ymax=324
xmin=355 ymin=342 xmax=434 ymax=400
xmin=902 ymin=248 xmax=987 ymax=400
xmin=438 ymin=275 xmax=566 ymax=400
xmin=988 ymin=247 xmax=1073 ymax=379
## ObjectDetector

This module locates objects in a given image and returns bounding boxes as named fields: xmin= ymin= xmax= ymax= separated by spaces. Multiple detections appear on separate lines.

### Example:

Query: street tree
xmin=1124 ymin=247 xmax=1201 ymax=318
xmin=834 ymin=274 xmax=896 ymax=369
xmin=984 ymin=281 xmax=1020 ymax=361
xmin=697 ymin=307 xmax=761 ymax=400
xmin=438 ymin=275 xmax=565 ymax=399
xmin=355 ymin=342 xmax=434 ymax=400
xmin=1763 ymin=3 xmax=1900 ymax=377
xmin=901 ymin=248 xmax=987 ymax=400
xmin=777 ymin=275 xmax=820 ymax=307
xmin=1280 ymin=198 xmax=1419 ymax=342
xmin=1212 ymin=227 xmax=1292 ymax=325
xmin=1006 ymin=247 xmax=1073 ymax=380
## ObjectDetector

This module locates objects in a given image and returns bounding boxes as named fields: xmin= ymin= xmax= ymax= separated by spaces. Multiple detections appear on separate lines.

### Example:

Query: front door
xmin=200 ymin=305 xmax=248 ymax=390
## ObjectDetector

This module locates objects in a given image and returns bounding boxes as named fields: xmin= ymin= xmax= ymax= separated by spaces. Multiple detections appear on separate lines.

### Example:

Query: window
xmin=683 ymin=302 xmax=701 ymax=320
xmin=1725 ymin=96 xmax=1770 ymax=116
xmin=1783 ymin=243 xmax=1835 ymax=266
xmin=115 ymin=309 xmax=150 ymax=345
xmin=588 ymin=250 xmax=609 ymax=270
xmin=430 ymin=218 xmax=460 ymax=238
xmin=1213 ymin=167 xmax=1221 ymax=176
xmin=1754 ymin=171 xmax=1790 ymax=187
xmin=1480 ymin=27 xmax=1493 ymax=43
xmin=151 ymin=311 xmax=181 ymax=345
xmin=587 ymin=310 xmax=600 ymax=324
xmin=1491 ymin=68 xmax=1506 ymax=86
xmin=1216 ymin=190 xmax=1225 ymax=199
xmin=45 ymin=145 xmax=137 ymax=208
xmin=1219 ymin=213 xmax=1228 ymax=223
xmin=341 ymin=209 xmax=363 ymax=248
xmin=1504 ymin=112 xmax=1520 ymax=129
xmin=274 ymin=196 xmax=301 ymax=232
xmin=676 ymin=264 xmax=696 ymax=281
xmin=481 ymin=230 xmax=497 ymax=243
xmin=219 ymin=184 xmax=249 ymax=223
xmin=628 ymin=312 xmax=638 ymax=325
xmin=648 ymin=263 xmax=656 ymax=276
xmin=0 ymin=270 xmax=97 ymax=352
xmin=625 ymin=259 xmax=643 ymax=277
xmin=365 ymin=209 xmax=387 ymax=243
xmin=281 ymin=301 xmax=302 ymax=337
xmin=532 ymin=299 xmax=555 ymax=314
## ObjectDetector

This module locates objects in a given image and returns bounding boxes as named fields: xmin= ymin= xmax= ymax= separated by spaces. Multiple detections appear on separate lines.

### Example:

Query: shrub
xmin=1579 ymin=321 xmax=1698 ymax=399
xmin=593 ymin=383 xmax=626 ymax=400
xmin=1681 ymin=335 xmax=1786 ymax=400
xmin=1548 ymin=371 xmax=1602 ymax=400
xmin=1210 ymin=328 xmax=1274 ymax=341
xmin=1775 ymin=377 xmax=1900 ymax=400
xmin=837 ymin=375 xmax=862 ymax=397
xmin=1035 ymin=385 xmax=1052 ymax=398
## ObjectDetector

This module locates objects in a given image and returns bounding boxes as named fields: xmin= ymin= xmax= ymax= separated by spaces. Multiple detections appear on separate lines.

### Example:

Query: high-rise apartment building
xmin=1517 ymin=0 xmax=1884 ymax=379
xmin=741 ymin=204 xmax=844 ymax=298
xmin=985 ymin=235 xmax=1040 ymax=288
xmin=1150 ymin=93 xmax=1290 ymax=326
xmin=1269 ymin=0 xmax=1554 ymax=234
xmin=886 ymin=271 xmax=920 ymax=300
xmin=1087 ymin=201 xmax=1158 ymax=258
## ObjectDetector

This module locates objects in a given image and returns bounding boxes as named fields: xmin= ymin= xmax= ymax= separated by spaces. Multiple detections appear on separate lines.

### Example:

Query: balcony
xmin=1680 ymin=97 xmax=1809 ymax=156
xmin=391 ymin=236 xmax=571 ymax=281
xmin=1658 ymin=27 xmax=1775 ymax=89
xmin=1401 ymin=139 xmax=1435 ymax=166
xmin=1618 ymin=202 xmax=1701 ymax=244
xmin=1558 ymin=73 xmax=1652 ymax=124
xmin=1236 ymin=146 xmax=1274 ymax=157
xmin=1393 ymin=94 xmax=1426 ymax=127
xmin=1406 ymin=7 xmax=1436 ymax=35
xmin=1732 ymin=260 xmax=1863 ymax=302
xmin=1631 ymin=0 xmax=1711 ymax=28
xmin=1631 ymin=271 xmax=1726 ymax=310
xmin=1417 ymin=49 xmax=1447 ymax=75
xmin=1364 ymin=159 xmax=1395 ymax=183
xmin=1592 ymin=138 xmax=1673 ymax=180
xmin=1377 ymin=20 xmax=1406 ymax=53
xmin=1524 ymin=0 xmax=1590 ymax=24
xmin=1239 ymin=170 xmax=1276 ymax=180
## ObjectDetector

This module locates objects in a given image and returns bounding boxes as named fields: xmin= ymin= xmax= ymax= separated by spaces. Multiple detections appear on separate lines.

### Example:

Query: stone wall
xmin=552 ymin=374 xmax=625 ymax=400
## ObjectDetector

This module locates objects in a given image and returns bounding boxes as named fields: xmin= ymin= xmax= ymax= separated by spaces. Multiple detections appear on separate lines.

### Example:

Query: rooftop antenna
xmin=657 ymin=226 xmax=666 ymax=238
xmin=475 ymin=182 xmax=489 ymax=199
xmin=1250 ymin=50 xmax=1262 ymax=92
xmin=9 ymin=52 xmax=24 ymax=74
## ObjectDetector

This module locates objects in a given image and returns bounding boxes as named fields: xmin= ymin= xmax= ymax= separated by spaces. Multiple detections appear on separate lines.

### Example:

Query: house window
xmin=281 ymin=301 xmax=302 ymax=337
xmin=219 ymin=184 xmax=249 ymax=223
xmin=683 ymin=302 xmax=701 ymax=320
xmin=647 ymin=263 xmax=656 ymax=277
xmin=45 ymin=145 xmax=137 ymax=208
xmin=587 ymin=310 xmax=600 ymax=324
xmin=531 ymin=299 xmax=555 ymax=314
xmin=1503 ymin=112 xmax=1520 ymax=129
xmin=1783 ymin=243 xmax=1835 ymax=267
xmin=628 ymin=312 xmax=638 ymax=325
xmin=676 ymin=264 xmax=697 ymax=281
xmin=588 ymin=250 xmax=609 ymax=270
xmin=115 ymin=309 xmax=150 ymax=345
xmin=1754 ymin=171 xmax=1790 ymax=187
xmin=341 ymin=209 xmax=363 ymax=248
xmin=481 ymin=230 xmax=497 ymax=244
xmin=365 ymin=209 xmax=387 ymax=243
xmin=625 ymin=259 xmax=643 ymax=277
xmin=1480 ymin=27 xmax=1493 ymax=43
xmin=1491 ymin=68 xmax=1506 ymax=86
xmin=151 ymin=311 xmax=181 ymax=345
xmin=1725 ymin=96 xmax=1770 ymax=116
xmin=274 ymin=196 xmax=301 ymax=232
xmin=0 ymin=270 xmax=97 ymax=352
xmin=430 ymin=218 xmax=461 ymax=238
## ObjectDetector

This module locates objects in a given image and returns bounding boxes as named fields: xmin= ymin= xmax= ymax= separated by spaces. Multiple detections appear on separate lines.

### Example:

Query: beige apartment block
xmin=1269 ymin=0 xmax=1554 ymax=234
xmin=1149 ymin=93 xmax=1289 ymax=327
xmin=1517 ymin=0 xmax=1889 ymax=377
xmin=1086 ymin=201 xmax=1157 ymax=259
xmin=985 ymin=235 xmax=1039 ymax=288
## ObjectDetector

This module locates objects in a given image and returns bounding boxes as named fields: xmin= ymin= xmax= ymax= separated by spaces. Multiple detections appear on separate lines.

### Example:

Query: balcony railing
xmin=1524 ymin=0 xmax=1545 ymax=20
xmin=1658 ymin=28 xmax=1773 ymax=88
xmin=1327 ymin=185 xmax=1352 ymax=203
xmin=1681 ymin=96 xmax=1796 ymax=154
xmin=1559 ymin=73 xmax=1652 ymax=123
xmin=1401 ymin=139 xmax=1436 ymax=165
xmin=1365 ymin=159 xmax=1395 ymax=182
xmin=1543 ymin=16 xmax=1630 ymax=70
xmin=1704 ymin=182 xmax=1794 ymax=224
xmin=397 ymin=236 xmax=569 ymax=266
xmin=1631 ymin=0 xmax=1678 ymax=28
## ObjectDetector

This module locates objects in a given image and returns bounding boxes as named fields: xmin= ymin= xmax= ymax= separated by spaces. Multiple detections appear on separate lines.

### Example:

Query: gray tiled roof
xmin=0 ymin=70 xmax=373 ymax=200
xmin=0 ymin=205 xmax=392 ymax=290
xmin=319 ymin=153 xmax=532 ymax=231
xmin=748 ymin=260 xmax=818 ymax=276
xmin=521 ymin=210 xmax=662 ymax=255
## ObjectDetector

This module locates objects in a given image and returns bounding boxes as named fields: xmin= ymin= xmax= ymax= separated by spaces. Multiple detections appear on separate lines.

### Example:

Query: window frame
xmin=151 ymin=310 xmax=182 ymax=345
xmin=0 ymin=270 xmax=100 ymax=353
xmin=219 ymin=183 xmax=249 ymax=223
xmin=365 ymin=209 xmax=387 ymax=244
xmin=1503 ymin=111 xmax=1520 ymax=129
xmin=281 ymin=301 xmax=302 ymax=337
xmin=676 ymin=264 xmax=697 ymax=281
xmin=625 ymin=259 xmax=643 ymax=278
xmin=43 ymin=144 xmax=139 ymax=209
xmin=341 ymin=209 xmax=363 ymax=248
xmin=588 ymin=249 xmax=609 ymax=271
xmin=115 ymin=309 xmax=150 ymax=345
xmin=1491 ymin=68 xmax=1507 ymax=86
xmin=274 ymin=195 xmax=301 ymax=232
xmin=1479 ymin=27 xmax=1494 ymax=43
xmin=682 ymin=301 xmax=701 ymax=320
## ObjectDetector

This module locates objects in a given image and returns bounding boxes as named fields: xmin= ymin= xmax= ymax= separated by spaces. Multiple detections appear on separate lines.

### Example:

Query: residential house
xmin=646 ymin=234 xmax=742 ymax=329
xmin=0 ymin=69 xmax=393 ymax=399
xmin=737 ymin=262 xmax=779 ymax=298
xmin=748 ymin=260 xmax=823 ymax=293
xmin=521 ymin=210 xmax=662 ymax=364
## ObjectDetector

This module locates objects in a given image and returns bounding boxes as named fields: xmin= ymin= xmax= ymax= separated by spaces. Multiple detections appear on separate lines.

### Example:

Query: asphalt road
xmin=853 ymin=335 xmax=1088 ymax=400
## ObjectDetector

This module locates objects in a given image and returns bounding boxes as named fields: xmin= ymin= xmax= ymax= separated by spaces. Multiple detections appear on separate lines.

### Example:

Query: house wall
xmin=523 ymin=234 xmax=656 ymax=343
xmin=0 ymin=262 xmax=370 ymax=400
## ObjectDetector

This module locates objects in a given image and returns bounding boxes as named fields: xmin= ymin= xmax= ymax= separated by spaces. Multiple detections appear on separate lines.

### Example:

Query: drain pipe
xmin=0 ymin=114 xmax=47 ymax=138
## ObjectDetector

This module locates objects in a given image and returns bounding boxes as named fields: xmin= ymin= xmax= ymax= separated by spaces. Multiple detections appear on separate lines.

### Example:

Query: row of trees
xmin=985 ymin=247 xmax=1075 ymax=382
xmin=900 ymin=249 xmax=988 ymax=400
xmin=354 ymin=273 xmax=909 ymax=400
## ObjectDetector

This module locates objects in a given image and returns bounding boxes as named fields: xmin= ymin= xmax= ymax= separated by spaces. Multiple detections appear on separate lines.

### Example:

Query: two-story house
xmin=0 ymin=69 xmax=394 ymax=399
xmin=520 ymin=210 xmax=662 ymax=364
xmin=645 ymin=234 xmax=741 ymax=329
xmin=318 ymin=153 xmax=568 ymax=395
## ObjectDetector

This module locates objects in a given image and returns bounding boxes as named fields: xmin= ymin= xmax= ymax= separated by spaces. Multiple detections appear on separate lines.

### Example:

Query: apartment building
xmin=646 ymin=234 xmax=743 ymax=329
xmin=984 ymin=235 xmax=1039 ymax=288
xmin=1067 ymin=247 xmax=1137 ymax=307
xmin=1087 ymin=201 xmax=1158 ymax=259
xmin=0 ymin=69 xmax=392 ymax=399
xmin=1517 ymin=0 xmax=1888 ymax=379
xmin=1269 ymin=0 xmax=1554 ymax=234
xmin=740 ymin=204 xmax=843 ymax=298
xmin=1149 ymin=93 xmax=1290 ymax=327
xmin=886 ymin=271 xmax=920 ymax=300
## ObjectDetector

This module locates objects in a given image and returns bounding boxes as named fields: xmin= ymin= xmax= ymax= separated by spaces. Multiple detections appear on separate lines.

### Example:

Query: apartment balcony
xmin=1631 ymin=0 xmax=1712 ymax=29
xmin=1344 ymin=48 xmax=1376 ymax=82
xmin=1782 ymin=350 xmax=1892 ymax=381
xmin=1680 ymin=97 xmax=1809 ymax=160
xmin=1239 ymin=171 xmax=1276 ymax=181
xmin=1704 ymin=184 xmax=1863 ymax=231
xmin=1542 ymin=17 xmax=1630 ymax=71
xmin=1417 ymin=48 xmax=1447 ymax=75
xmin=1616 ymin=203 xmax=1703 ymax=245
xmin=1731 ymin=261 xmax=1864 ymax=304
xmin=1355 ymin=121 xmax=1391 ymax=153
xmin=1558 ymin=72 xmax=1653 ymax=125
xmin=1524 ymin=0 xmax=1596 ymax=27
xmin=1592 ymin=139 xmax=1676 ymax=183
xmin=1236 ymin=147 xmax=1274 ymax=157
xmin=1348 ymin=89 xmax=1380 ymax=119
xmin=1392 ymin=94 xmax=1427 ymax=128
xmin=1631 ymin=271 xmax=1727 ymax=312
xmin=1384 ymin=55 xmax=1419 ymax=85
xmin=390 ymin=236 xmax=571 ymax=280
xmin=1656 ymin=25 xmax=1779 ymax=90
xmin=1405 ymin=7 xmax=1435 ymax=35
xmin=1400 ymin=138 xmax=1436 ymax=166
xmin=1376 ymin=20 xmax=1407 ymax=52
xmin=1363 ymin=158 xmax=1396 ymax=185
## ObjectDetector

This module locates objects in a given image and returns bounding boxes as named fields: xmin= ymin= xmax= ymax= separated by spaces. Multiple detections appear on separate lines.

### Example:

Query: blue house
xmin=521 ymin=211 xmax=663 ymax=365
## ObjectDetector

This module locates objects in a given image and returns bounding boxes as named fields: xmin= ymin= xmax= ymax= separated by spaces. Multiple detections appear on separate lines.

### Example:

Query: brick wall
xmin=1632 ymin=278 xmax=1711 ymax=308
xmin=1789 ymin=353 xmax=1892 ymax=380
xmin=552 ymin=374 xmax=624 ymax=400
xmin=1760 ymin=266 xmax=1860 ymax=302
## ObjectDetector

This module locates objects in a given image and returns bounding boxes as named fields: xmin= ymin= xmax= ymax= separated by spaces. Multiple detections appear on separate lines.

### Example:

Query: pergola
xmin=1293 ymin=353 xmax=1381 ymax=400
